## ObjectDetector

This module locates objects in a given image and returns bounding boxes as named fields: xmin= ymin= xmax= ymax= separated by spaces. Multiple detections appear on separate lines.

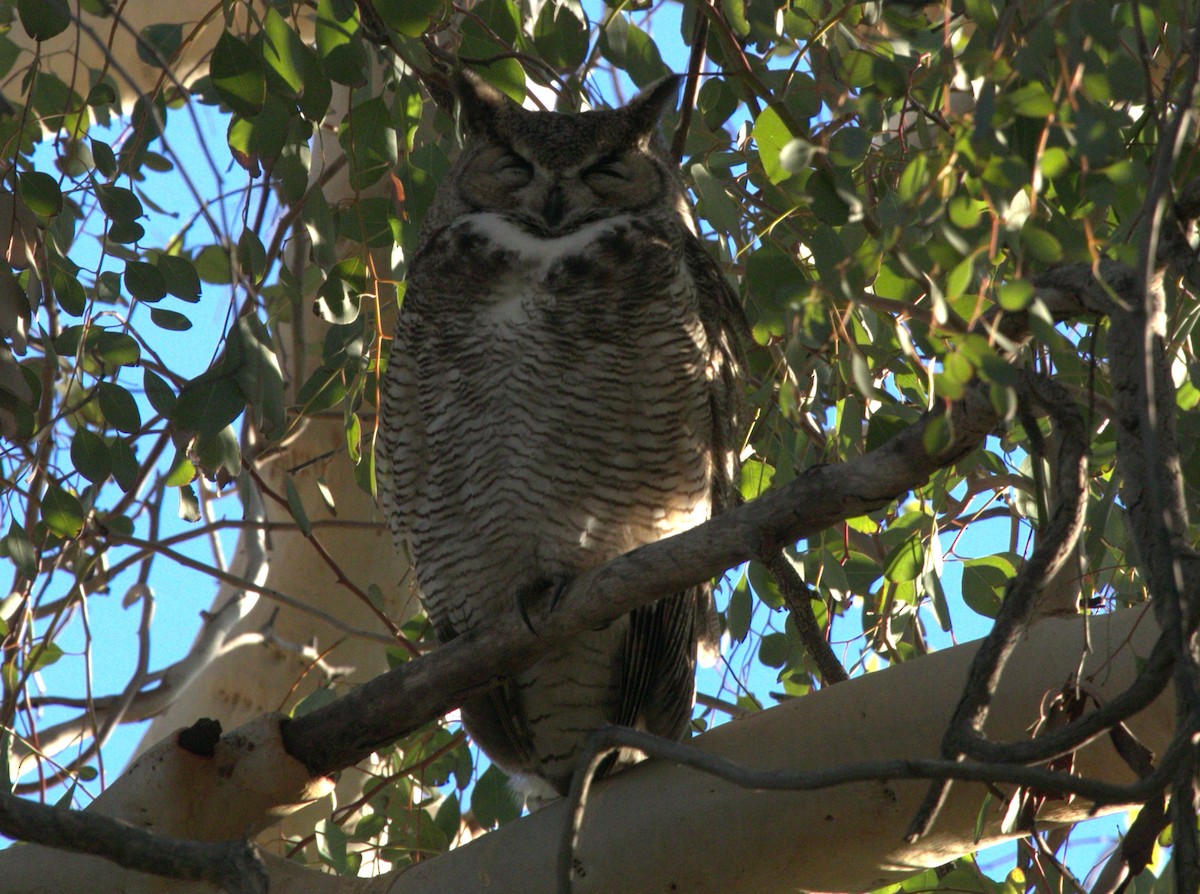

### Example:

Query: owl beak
xmin=541 ymin=183 xmax=565 ymax=229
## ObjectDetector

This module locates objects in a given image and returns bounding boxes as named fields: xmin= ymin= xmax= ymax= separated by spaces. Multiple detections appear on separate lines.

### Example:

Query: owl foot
xmin=513 ymin=575 xmax=571 ymax=634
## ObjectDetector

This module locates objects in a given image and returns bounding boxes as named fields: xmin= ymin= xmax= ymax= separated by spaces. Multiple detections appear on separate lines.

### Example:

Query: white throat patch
xmin=459 ymin=212 xmax=634 ymax=275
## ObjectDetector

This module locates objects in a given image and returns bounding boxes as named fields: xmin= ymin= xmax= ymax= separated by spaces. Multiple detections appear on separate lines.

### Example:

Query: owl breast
xmin=400 ymin=214 xmax=717 ymax=636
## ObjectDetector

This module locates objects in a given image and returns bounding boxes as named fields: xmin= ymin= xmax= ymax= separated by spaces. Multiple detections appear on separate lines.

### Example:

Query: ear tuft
xmin=624 ymin=75 xmax=682 ymax=138
xmin=452 ymin=68 xmax=508 ymax=137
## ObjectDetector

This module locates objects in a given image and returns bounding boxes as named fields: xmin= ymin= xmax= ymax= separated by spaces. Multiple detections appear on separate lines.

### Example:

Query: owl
xmin=378 ymin=70 xmax=745 ymax=803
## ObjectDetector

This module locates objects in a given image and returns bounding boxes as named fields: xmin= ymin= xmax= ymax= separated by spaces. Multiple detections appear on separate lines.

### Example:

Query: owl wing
xmin=377 ymin=302 xmax=428 ymax=557
xmin=615 ymin=234 xmax=747 ymax=738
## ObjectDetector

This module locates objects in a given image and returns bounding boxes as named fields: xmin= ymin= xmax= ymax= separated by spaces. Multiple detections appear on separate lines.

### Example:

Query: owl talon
xmin=547 ymin=575 xmax=569 ymax=612
xmin=514 ymin=575 xmax=571 ymax=633
xmin=516 ymin=590 xmax=538 ymax=634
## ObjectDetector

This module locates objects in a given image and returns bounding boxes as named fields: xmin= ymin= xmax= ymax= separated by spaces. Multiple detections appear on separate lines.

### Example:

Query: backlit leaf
xmin=211 ymin=31 xmax=266 ymax=118
xmin=42 ymin=484 xmax=84 ymax=538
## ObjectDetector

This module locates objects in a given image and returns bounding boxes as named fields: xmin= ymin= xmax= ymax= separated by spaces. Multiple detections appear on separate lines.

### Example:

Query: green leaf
xmin=883 ymin=535 xmax=923 ymax=583
xmin=338 ymin=96 xmax=397 ymax=190
xmin=373 ymin=0 xmax=444 ymax=37
xmin=150 ymin=308 xmax=193 ymax=331
xmin=597 ymin=17 xmax=665 ymax=86
xmin=946 ymin=256 xmax=975 ymax=301
xmin=96 ymin=382 xmax=141 ymax=433
xmin=31 ymin=70 xmax=87 ymax=135
xmin=896 ymin=154 xmax=929 ymax=203
xmin=314 ymin=277 xmax=361 ymax=324
xmin=2 ymin=522 xmax=38 ymax=579
xmin=19 ymin=0 xmax=70 ymax=41
xmin=1019 ymin=224 xmax=1063 ymax=264
xmin=284 ymin=476 xmax=312 ymax=536
xmin=753 ymin=106 xmax=795 ymax=184
xmin=1008 ymin=82 xmax=1056 ymax=118
xmin=296 ymin=365 xmax=347 ymax=414
xmin=193 ymin=432 xmax=239 ymax=486
xmin=157 ymin=254 xmax=201 ymax=302
xmin=758 ymin=631 xmax=788 ymax=667
xmin=96 ymin=271 xmax=123 ymax=304
xmin=689 ymin=164 xmax=740 ymax=234
xmin=143 ymin=369 xmax=177 ymax=417
xmin=71 ymin=428 xmax=111 ymax=483
xmin=237 ymin=228 xmax=268 ymax=284
xmin=997 ymin=281 xmax=1034 ymax=311
xmin=42 ymin=484 xmax=84 ymax=538
xmin=337 ymin=197 xmax=400 ymax=247
xmin=211 ymin=31 xmax=266 ymax=118
xmin=533 ymin=1 xmax=589 ymax=70
xmin=829 ymin=127 xmax=870 ymax=168
xmin=727 ymin=577 xmax=752 ymax=642
xmin=719 ymin=0 xmax=750 ymax=36
xmin=50 ymin=265 xmax=86 ymax=316
xmin=292 ymin=688 xmax=338 ymax=718
xmin=470 ymin=765 xmax=521 ymax=828
xmin=107 ymin=219 xmax=145 ymax=244
xmin=164 ymin=448 xmax=196 ymax=487
xmin=808 ymin=171 xmax=850 ymax=226
xmin=17 ymin=171 xmax=62 ymax=217
xmin=316 ymin=0 xmax=368 ymax=86
xmin=109 ymin=439 xmax=139 ymax=491
xmin=90 ymin=136 xmax=117 ymax=178
xmin=948 ymin=195 xmax=983 ymax=229
xmin=838 ymin=50 xmax=876 ymax=89
xmin=125 ymin=260 xmax=167 ymax=302
xmin=229 ymin=315 xmax=285 ymax=439
xmin=194 ymin=244 xmax=234 ymax=285
xmin=136 ymin=22 xmax=183 ymax=67
xmin=227 ymin=100 xmax=291 ymax=176
xmin=315 ymin=818 xmax=349 ymax=873
xmin=261 ymin=7 xmax=306 ymax=99
xmin=739 ymin=458 xmax=775 ymax=500
xmin=697 ymin=78 xmax=737 ymax=130
xmin=95 ymin=184 xmax=143 ymax=223
xmin=86 ymin=83 xmax=117 ymax=108
xmin=960 ymin=554 xmax=1019 ymax=618
xmin=298 ymin=43 xmax=332 ymax=122
xmin=344 ymin=411 xmax=361 ymax=462
xmin=173 ymin=377 xmax=245 ymax=436
xmin=27 ymin=641 xmax=63 ymax=672
xmin=91 ymin=328 xmax=139 ymax=369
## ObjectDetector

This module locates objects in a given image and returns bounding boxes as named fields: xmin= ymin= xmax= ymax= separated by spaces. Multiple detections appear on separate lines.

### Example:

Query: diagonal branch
xmin=280 ymin=277 xmax=1123 ymax=777
xmin=0 ymin=786 xmax=267 ymax=894
xmin=280 ymin=376 xmax=1003 ymax=775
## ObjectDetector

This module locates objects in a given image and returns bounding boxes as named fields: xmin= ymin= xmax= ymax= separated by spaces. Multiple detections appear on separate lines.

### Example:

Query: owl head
xmin=421 ymin=71 xmax=692 ymax=238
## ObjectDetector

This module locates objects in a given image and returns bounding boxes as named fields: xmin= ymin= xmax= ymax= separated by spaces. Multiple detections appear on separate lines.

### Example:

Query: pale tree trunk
xmin=5 ymin=0 xmax=415 ymax=839
xmin=0 ymin=607 xmax=1169 ymax=893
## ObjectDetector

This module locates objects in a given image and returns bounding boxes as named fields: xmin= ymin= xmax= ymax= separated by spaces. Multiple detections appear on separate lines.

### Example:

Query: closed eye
xmin=582 ymin=155 xmax=630 ymax=181
xmin=494 ymin=152 xmax=534 ymax=186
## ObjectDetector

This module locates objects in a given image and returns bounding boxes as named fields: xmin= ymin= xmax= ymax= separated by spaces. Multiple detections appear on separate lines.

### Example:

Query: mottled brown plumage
xmin=378 ymin=71 xmax=744 ymax=801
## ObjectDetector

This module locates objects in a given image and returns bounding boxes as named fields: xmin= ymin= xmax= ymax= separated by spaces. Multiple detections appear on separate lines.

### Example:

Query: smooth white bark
xmin=0 ymin=607 xmax=1168 ymax=893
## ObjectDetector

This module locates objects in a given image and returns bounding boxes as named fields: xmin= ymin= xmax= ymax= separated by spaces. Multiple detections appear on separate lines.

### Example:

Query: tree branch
xmin=281 ymin=375 xmax=1002 ymax=775
xmin=907 ymin=372 xmax=1090 ymax=839
xmin=0 ymin=787 xmax=267 ymax=894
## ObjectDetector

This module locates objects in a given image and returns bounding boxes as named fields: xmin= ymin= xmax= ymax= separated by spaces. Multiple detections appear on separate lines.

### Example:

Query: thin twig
xmin=761 ymin=551 xmax=849 ymax=685
xmin=908 ymin=372 xmax=1090 ymax=840
xmin=555 ymin=725 xmax=1197 ymax=894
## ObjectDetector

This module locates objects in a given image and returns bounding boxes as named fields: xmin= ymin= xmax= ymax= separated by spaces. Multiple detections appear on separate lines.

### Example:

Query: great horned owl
xmin=378 ymin=71 xmax=744 ymax=801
